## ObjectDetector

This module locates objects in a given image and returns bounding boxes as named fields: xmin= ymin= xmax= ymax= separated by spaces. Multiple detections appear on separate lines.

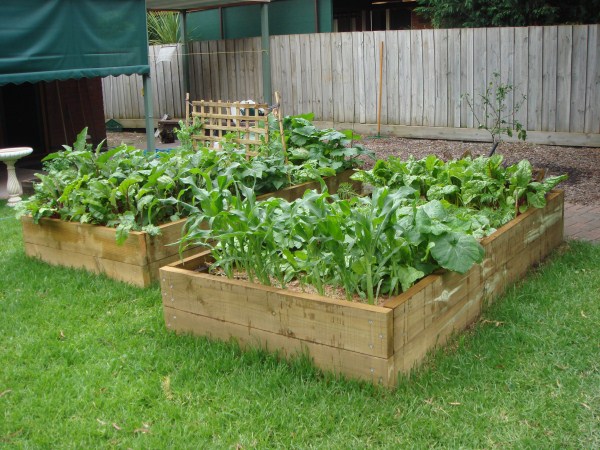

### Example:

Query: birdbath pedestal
xmin=0 ymin=147 xmax=33 ymax=207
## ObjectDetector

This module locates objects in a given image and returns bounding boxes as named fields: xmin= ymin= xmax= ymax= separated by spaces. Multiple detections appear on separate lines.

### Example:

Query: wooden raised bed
xmin=21 ymin=170 xmax=359 ymax=287
xmin=159 ymin=191 xmax=564 ymax=387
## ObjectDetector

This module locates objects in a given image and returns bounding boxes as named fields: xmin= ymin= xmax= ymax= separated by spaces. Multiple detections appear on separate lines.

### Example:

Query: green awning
xmin=0 ymin=0 xmax=150 ymax=86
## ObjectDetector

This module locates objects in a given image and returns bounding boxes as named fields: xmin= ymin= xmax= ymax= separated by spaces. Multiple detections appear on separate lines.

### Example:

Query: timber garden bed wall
xmin=21 ymin=170 xmax=359 ymax=287
xmin=159 ymin=191 xmax=564 ymax=387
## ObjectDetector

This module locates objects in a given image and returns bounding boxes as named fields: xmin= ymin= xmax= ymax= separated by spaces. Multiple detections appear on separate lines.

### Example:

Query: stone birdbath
xmin=0 ymin=147 xmax=33 ymax=207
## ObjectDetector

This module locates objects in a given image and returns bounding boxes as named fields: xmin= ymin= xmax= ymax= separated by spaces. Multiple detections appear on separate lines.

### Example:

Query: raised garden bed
xmin=21 ymin=170 xmax=359 ymax=287
xmin=159 ymin=190 xmax=564 ymax=387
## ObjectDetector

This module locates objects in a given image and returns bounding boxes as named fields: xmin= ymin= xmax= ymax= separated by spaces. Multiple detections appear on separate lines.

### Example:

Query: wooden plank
xmin=584 ymin=25 xmax=600 ymax=134
xmin=447 ymin=28 xmax=461 ymax=128
xmin=254 ymin=37 xmax=264 ymax=101
xmin=153 ymin=45 xmax=167 ymax=116
xmin=201 ymin=41 xmax=214 ymax=100
xmin=163 ymin=45 xmax=176 ymax=116
xmin=513 ymin=27 xmax=529 ymax=128
xmin=570 ymin=25 xmax=588 ymax=133
xmin=542 ymin=26 xmax=558 ymax=132
xmin=342 ymin=32 xmax=356 ymax=123
xmin=21 ymin=216 xmax=149 ymax=265
xmin=245 ymin=38 xmax=257 ymax=99
xmin=556 ymin=26 xmax=573 ymax=132
xmin=527 ymin=27 xmax=543 ymax=131
xmin=385 ymin=31 xmax=399 ymax=125
xmin=163 ymin=306 xmax=395 ymax=386
xmin=281 ymin=35 xmax=294 ymax=114
xmin=363 ymin=31 xmax=378 ymax=124
xmin=216 ymin=40 xmax=229 ymax=103
xmin=290 ymin=34 xmax=304 ymax=115
xmin=472 ymin=28 xmax=487 ymax=131
xmin=225 ymin=39 xmax=237 ymax=100
xmin=25 ymin=242 xmax=152 ymax=287
xmin=398 ymin=30 xmax=412 ymax=125
xmin=460 ymin=28 xmax=474 ymax=128
xmin=313 ymin=121 xmax=600 ymax=147
xmin=309 ymin=33 xmax=322 ymax=118
xmin=500 ymin=27 xmax=515 ymax=127
xmin=320 ymin=33 xmax=334 ymax=121
xmin=332 ymin=33 xmax=345 ymax=123
xmin=434 ymin=29 xmax=448 ymax=127
xmin=410 ymin=30 xmax=424 ymax=126
xmin=486 ymin=27 xmax=501 ymax=129
xmin=300 ymin=34 xmax=313 ymax=115
xmin=207 ymin=40 xmax=220 ymax=103
xmin=161 ymin=267 xmax=394 ymax=358
xmin=421 ymin=29 xmax=435 ymax=126
xmin=233 ymin=39 xmax=244 ymax=100
xmin=374 ymin=30 xmax=388 ymax=126
xmin=352 ymin=32 xmax=366 ymax=124
xmin=190 ymin=41 xmax=203 ymax=99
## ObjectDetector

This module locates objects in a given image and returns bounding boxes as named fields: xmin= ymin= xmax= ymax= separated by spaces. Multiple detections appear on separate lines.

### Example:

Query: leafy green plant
xmin=147 ymin=11 xmax=180 ymax=45
xmin=352 ymin=154 xmax=567 ymax=228
xmin=181 ymin=185 xmax=485 ymax=304
xmin=462 ymin=72 xmax=527 ymax=156
xmin=19 ymin=122 xmax=366 ymax=244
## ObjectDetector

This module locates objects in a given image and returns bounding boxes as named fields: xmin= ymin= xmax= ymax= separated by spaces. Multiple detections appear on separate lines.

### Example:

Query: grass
xmin=1 ymin=202 xmax=599 ymax=448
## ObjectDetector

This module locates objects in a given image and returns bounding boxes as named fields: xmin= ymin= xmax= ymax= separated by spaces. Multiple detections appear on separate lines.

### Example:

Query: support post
xmin=143 ymin=73 xmax=156 ymax=152
xmin=180 ymin=11 xmax=190 ymax=98
xmin=260 ymin=3 xmax=272 ymax=105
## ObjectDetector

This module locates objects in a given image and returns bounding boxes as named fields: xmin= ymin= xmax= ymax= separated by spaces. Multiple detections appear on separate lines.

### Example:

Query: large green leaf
xmin=431 ymin=232 xmax=484 ymax=274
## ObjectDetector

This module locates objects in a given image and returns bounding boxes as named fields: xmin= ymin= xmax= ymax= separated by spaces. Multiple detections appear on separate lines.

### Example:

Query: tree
xmin=416 ymin=0 xmax=600 ymax=28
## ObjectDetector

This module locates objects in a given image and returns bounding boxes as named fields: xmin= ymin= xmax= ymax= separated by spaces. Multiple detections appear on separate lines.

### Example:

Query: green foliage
xmin=416 ymin=0 xmax=600 ymax=28
xmin=18 ymin=119 xmax=368 ymax=244
xmin=274 ymin=113 xmax=375 ymax=173
xmin=352 ymin=154 xmax=568 ymax=229
xmin=463 ymin=72 xmax=527 ymax=155
xmin=147 ymin=11 xmax=180 ymax=45
xmin=181 ymin=186 xmax=486 ymax=304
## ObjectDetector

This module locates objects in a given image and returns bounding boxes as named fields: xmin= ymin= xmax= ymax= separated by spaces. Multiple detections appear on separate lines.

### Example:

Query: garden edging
xmin=159 ymin=191 xmax=564 ymax=387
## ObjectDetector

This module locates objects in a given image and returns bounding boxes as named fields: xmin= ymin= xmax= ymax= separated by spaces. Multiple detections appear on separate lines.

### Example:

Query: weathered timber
xmin=21 ymin=170 xmax=359 ymax=287
xmin=160 ymin=191 xmax=564 ymax=387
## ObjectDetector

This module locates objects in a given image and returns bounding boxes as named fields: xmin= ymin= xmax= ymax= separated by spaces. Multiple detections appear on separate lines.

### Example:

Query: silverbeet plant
xmin=352 ymin=154 xmax=567 ymax=228
xmin=180 ymin=184 xmax=486 ymax=305
xmin=17 ymin=121 xmax=369 ymax=244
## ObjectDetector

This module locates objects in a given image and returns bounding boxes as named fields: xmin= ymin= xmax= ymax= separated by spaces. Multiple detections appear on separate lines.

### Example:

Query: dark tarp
xmin=0 ymin=0 xmax=150 ymax=86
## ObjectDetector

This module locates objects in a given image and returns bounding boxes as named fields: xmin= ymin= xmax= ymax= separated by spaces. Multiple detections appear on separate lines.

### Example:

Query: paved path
xmin=564 ymin=202 xmax=600 ymax=243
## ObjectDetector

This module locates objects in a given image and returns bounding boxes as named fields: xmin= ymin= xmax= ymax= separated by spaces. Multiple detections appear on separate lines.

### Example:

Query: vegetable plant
xmin=18 ymin=120 xmax=369 ymax=244
xmin=352 ymin=154 xmax=567 ymax=228
xmin=180 ymin=186 xmax=486 ymax=304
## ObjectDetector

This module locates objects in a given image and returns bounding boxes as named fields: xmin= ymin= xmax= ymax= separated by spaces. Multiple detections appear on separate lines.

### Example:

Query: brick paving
xmin=564 ymin=202 xmax=600 ymax=243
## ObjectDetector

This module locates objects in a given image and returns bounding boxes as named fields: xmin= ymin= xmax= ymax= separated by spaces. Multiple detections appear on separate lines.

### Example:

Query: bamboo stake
xmin=274 ymin=91 xmax=288 ymax=165
xmin=185 ymin=92 xmax=190 ymax=127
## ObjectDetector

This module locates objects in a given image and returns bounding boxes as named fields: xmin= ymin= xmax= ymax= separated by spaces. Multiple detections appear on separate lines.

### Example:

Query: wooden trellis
xmin=188 ymin=98 xmax=269 ymax=154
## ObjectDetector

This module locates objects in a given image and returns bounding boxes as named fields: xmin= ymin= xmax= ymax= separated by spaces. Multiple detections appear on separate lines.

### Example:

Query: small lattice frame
xmin=190 ymin=100 xmax=269 ymax=153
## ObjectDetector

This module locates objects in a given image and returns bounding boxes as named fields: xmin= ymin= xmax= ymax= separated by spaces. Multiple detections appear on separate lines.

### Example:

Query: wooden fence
xmin=102 ymin=25 xmax=600 ymax=146
xmin=102 ymin=44 xmax=186 ymax=124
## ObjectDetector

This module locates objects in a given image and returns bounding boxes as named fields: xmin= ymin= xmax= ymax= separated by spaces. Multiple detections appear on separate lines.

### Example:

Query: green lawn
xmin=1 ymin=203 xmax=598 ymax=448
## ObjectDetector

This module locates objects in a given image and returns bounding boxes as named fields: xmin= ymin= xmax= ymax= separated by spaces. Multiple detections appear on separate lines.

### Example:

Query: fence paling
xmin=102 ymin=25 xmax=600 ymax=144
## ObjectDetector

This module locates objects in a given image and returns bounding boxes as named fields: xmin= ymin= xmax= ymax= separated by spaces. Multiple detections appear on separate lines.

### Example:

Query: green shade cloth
xmin=0 ymin=0 xmax=150 ymax=86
